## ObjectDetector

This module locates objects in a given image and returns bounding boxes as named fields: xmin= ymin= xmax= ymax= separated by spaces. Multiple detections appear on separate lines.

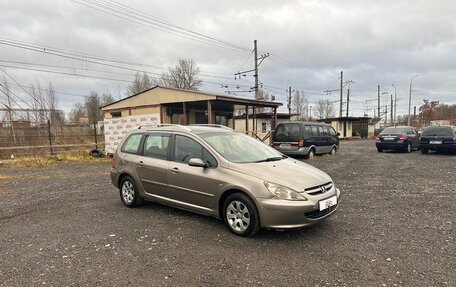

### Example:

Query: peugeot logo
xmin=320 ymin=185 xmax=327 ymax=193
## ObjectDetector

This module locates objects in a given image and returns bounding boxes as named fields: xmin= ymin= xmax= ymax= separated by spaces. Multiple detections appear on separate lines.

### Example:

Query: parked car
xmin=110 ymin=124 xmax=341 ymax=237
xmin=272 ymin=122 xmax=340 ymax=158
xmin=419 ymin=126 xmax=456 ymax=154
xmin=375 ymin=126 xmax=420 ymax=153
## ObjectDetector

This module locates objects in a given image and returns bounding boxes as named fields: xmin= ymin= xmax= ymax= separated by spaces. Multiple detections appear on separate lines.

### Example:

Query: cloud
xmin=0 ymin=0 xmax=455 ymax=117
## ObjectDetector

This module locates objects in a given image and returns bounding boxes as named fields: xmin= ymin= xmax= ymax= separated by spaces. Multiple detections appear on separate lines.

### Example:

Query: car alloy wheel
xmin=406 ymin=142 xmax=411 ymax=153
xmin=120 ymin=176 xmax=143 ymax=207
xmin=330 ymin=147 xmax=336 ymax=155
xmin=226 ymin=201 xmax=250 ymax=232
xmin=223 ymin=193 xmax=260 ymax=237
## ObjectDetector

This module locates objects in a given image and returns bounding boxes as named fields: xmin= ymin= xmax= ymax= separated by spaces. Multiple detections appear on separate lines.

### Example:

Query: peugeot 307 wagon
xmin=110 ymin=124 xmax=341 ymax=237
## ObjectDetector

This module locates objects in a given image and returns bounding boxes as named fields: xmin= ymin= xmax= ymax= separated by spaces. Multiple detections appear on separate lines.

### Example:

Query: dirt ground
xmin=0 ymin=140 xmax=455 ymax=286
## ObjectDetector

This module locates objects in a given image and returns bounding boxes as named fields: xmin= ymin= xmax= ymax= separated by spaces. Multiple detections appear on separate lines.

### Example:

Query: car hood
xmin=227 ymin=158 xmax=332 ymax=191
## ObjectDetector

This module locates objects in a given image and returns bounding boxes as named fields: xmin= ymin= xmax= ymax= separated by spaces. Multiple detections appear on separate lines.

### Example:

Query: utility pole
xmin=254 ymin=40 xmax=259 ymax=99
xmin=377 ymin=85 xmax=380 ymax=119
xmin=392 ymin=84 xmax=397 ymax=126
xmin=234 ymin=40 xmax=269 ymax=100
xmin=390 ymin=95 xmax=393 ymax=127
xmin=339 ymin=71 xmax=343 ymax=117
xmin=287 ymin=86 xmax=292 ymax=119
xmin=346 ymin=88 xmax=350 ymax=117
xmin=309 ymin=106 xmax=312 ymax=121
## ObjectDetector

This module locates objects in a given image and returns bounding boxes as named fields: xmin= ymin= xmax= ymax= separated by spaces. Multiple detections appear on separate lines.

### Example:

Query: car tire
xmin=329 ymin=146 xmax=337 ymax=155
xmin=377 ymin=148 xmax=383 ymax=153
xmin=223 ymin=193 xmax=260 ymax=237
xmin=405 ymin=142 xmax=412 ymax=153
xmin=421 ymin=149 xmax=428 ymax=154
xmin=119 ymin=176 xmax=144 ymax=207
xmin=307 ymin=148 xmax=316 ymax=159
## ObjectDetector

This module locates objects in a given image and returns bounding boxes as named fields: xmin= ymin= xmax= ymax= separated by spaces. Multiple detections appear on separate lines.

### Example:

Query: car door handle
xmin=138 ymin=160 xmax=144 ymax=167
xmin=172 ymin=167 xmax=180 ymax=174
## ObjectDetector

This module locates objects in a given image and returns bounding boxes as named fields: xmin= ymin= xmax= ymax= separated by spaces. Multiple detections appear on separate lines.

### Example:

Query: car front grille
xmin=304 ymin=182 xmax=333 ymax=195
xmin=305 ymin=204 xmax=337 ymax=220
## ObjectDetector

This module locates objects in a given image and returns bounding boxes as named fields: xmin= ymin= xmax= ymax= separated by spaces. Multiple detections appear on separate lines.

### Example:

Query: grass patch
xmin=0 ymin=149 xmax=109 ymax=168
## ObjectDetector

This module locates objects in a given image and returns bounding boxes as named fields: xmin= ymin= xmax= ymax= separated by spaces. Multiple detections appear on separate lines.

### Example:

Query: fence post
xmin=94 ymin=121 xmax=98 ymax=150
xmin=47 ymin=119 xmax=53 ymax=155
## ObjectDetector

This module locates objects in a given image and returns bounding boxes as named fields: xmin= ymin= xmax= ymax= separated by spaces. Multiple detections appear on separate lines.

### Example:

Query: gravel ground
xmin=0 ymin=140 xmax=455 ymax=287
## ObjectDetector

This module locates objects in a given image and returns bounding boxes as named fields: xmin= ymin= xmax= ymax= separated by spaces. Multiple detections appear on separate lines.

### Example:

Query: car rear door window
xmin=121 ymin=134 xmax=143 ymax=154
xmin=174 ymin=135 xmax=217 ymax=167
xmin=304 ymin=125 xmax=312 ymax=138
xmin=143 ymin=134 xmax=170 ymax=160
xmin=311 ymin=126 xmax=319 ymax=137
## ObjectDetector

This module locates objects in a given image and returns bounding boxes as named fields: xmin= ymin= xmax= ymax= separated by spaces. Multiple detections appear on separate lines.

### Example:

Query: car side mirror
xmin=188 ymin=158 xmax=207 ymax=168
xmin=336 ymin=132 xmax=340 ymax=136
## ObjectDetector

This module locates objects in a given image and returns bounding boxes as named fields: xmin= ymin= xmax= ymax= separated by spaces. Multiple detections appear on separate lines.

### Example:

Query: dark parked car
xmin=375 ymin=126 xmax=419 ymax=153
xmin=419 ymin=126 xmax=456 ymax=154
xmin=272 ymin=122 xmax=340 ymax=158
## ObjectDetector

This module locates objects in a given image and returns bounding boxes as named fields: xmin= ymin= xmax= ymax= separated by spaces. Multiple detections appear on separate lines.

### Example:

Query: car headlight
xmin=264 ymin=182 xmax=307 ymax=201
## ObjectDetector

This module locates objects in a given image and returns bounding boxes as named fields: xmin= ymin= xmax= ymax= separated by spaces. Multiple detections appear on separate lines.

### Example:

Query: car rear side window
xmin=174 ymin=135 xmax=217 ymax=168
xmin=421 ymin=127 xmax=453 ymax=136
xmin=121 ymin=134 xmax=143 ymax=154
xmin=273 ymin=124 xmax=301 ymax=142
xmin=304 ymin=125 xmax=312 ymax=138
xmin=143 ymin=134 xmax=170 ymax=160
xmin=311 ymin=126 xmax=319 ymax=137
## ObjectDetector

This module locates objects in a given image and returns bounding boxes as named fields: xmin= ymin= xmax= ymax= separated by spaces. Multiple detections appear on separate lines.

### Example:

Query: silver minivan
xmin=110 ymin=124 xmax=341 ymax=237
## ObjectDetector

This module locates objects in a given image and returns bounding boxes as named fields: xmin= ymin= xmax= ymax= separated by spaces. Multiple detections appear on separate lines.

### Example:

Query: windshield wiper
xmin=255 ymin=155 xmax=286 ymax=163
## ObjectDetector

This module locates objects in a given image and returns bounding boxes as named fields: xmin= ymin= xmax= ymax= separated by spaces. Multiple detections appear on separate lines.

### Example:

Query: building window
xmin=110 ymin=111 xmax=122 ymax=118
xmin=262 ymin=122 xmax=266 ymax=133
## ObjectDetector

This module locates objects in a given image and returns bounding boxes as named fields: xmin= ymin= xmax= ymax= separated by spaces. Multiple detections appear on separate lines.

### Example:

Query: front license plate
xmin=319 ymin=196 xmax=337 ymax=211
xmin=280 ymin=143 xmax=291 ymax=148
xmin=430 ymin=140 xmax=442 ymax=144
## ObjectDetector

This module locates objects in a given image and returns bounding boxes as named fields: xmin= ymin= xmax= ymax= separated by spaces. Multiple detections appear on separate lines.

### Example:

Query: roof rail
xmin=137 ymin=124 xmax=192 ymax=131
xmin=188 ymin=124 xmax=234 ymax=131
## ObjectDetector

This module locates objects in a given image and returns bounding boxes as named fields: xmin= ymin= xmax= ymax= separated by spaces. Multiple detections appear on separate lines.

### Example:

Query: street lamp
xmin=392 ymin=84 xmax=397 ymax=126
xmin=407 ymin=75 xmax=419 ymax=126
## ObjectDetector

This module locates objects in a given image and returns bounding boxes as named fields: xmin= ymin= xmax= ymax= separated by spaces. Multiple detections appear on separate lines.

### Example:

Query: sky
xmin=1 ymin=0 xmax=456 ymax=119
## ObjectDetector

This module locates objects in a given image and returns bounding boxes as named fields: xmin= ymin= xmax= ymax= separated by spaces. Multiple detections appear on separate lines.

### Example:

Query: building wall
xmin=330 ymin=121 xmax=353 ymax=138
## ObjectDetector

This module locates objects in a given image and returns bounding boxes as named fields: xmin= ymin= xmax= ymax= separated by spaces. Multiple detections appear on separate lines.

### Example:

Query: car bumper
xmin=256 ymin=188 xmax=341 ymax=229
xmin=110 ymin=169 xmax=121 ymax=188
xmin=376 ymin=141 xmax=406 ymax=150
xmin=420 ymin=143 xmax=456 ymax=151
xmin=274 ymin=147 xmax=311 ymax=155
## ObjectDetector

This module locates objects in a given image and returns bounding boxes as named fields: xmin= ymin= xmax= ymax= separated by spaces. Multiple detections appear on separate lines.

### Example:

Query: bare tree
xmin=30 ymin=81 xmax=48 ymax=124
xmin=69 ymin=102 xmax=86 ymax=124
xmin=314 ymin=99 xmax=335 ymax=120
xmin=160 ymin=58 xmax=202 ymax=90
xmin=85 ymin=91 xmax=103 ymax=124
xmin=291 ymin=90 xmax=308 ymax=120
xmin=101 ymin=93 xmax=115 ymax=106
xmin=127 ymin=72 xmax=156 ymax=96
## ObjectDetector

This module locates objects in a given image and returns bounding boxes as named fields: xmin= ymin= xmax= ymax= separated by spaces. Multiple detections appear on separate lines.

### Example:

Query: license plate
xmin=319 ymin=196 xmax=337 ymax=211
xmin=280 ymin=143 xmax=291 ymax=148
xmin=383 ymin=137 xmax=394 ymax=141
xmin=430 ymin=140 xmax=442 ymax=144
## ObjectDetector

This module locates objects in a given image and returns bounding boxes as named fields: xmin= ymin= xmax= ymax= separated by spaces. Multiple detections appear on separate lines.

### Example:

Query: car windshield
xmin=200 ymin=132 xmax=285 ymax=163
xmin=421 ymin=126 xmax=453 ymax=136
xmin=380 ymin=127 xmax=407 ymax=134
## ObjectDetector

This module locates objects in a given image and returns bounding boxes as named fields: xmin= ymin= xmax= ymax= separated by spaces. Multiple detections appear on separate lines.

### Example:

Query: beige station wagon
xmin=110 ymin=124 xmax=341 ymax=237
